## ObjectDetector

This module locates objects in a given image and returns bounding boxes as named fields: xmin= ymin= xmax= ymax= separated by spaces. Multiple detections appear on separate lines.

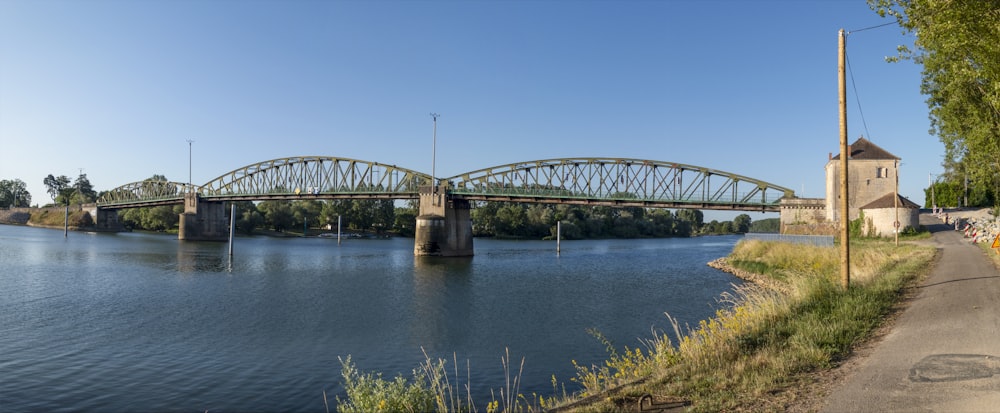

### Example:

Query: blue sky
xmin=0 ymin=0 xmax=937 ymax=221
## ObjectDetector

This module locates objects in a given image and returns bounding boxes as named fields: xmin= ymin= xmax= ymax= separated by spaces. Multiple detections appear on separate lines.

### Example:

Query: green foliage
xmin=0 ymin=178 xmax=31 ymax=207
xmin=748 ymin=218 xmax=780 ymax=233
xmin=233 ymin=201 xmax=263 ymax=235
xmin=471 ymin=202 xmax=743 ymax=239
xmin=870 ymin=0 xmax=1000 ymax=206
xmin=732 ymin=214 xmax=751 ymax=233
xmin=319 ymin=199 xmax=397 ymax=233
xmin=925 ymin=180 xmax=992 ymax=208
xmin=393 ymin=205 xmax=417 ymax=237
xmin=120 ymin=205 xmax=182 ymax=232
xmin=43 ymin=174 xmax=71 ymax=204
xmin=336 ymin=356 xmax=436 ymax=413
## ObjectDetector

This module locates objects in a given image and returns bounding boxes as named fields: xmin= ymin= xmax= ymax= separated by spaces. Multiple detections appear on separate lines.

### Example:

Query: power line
xmin=847 ymin=21 xmax=895 ymax=34
xmin=845 ymin=51 xmax=873 ymax=141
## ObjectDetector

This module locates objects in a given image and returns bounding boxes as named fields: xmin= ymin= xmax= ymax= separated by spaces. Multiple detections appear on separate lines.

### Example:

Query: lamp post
xmin=186 ymin=139 xmax=195 ymax=190
xmin=430 ymin=113 xmax=440 ymax=202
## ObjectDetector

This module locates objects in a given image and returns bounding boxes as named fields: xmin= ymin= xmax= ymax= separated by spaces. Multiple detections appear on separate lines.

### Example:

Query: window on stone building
xmin=876 ymin=167 xmax=889 ymax=178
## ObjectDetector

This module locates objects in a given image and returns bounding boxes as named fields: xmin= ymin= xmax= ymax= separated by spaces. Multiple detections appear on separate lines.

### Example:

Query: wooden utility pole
xmin=894 ymin=160 xmax=899 ymax=247
xmin=839 ymin=29 xmax=850 ymax=289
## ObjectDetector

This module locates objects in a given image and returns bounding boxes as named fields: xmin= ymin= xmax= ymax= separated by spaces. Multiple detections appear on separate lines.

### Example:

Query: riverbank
xmin=707 ymin=257 xmax=789 ymax=294
xmin=0 ymin=207 xmax=99 ymax=231
xmin=328 ymin=235 xmax=936 ymax=412
xmin=550 ymin=237 xmax=936 ymax=412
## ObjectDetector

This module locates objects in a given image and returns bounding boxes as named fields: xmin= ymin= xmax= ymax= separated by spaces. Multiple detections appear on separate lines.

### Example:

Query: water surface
xmin=0 ymin=225 xmax=742 ymax=412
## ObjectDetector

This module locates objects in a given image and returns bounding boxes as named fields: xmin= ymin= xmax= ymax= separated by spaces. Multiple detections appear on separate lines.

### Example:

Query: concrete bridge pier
xmin=179 ymin=193 xmax=229 ymax=241
xmin=414 ymin=185 xmax=473 ymax=256
xmin=82 ymin=204 xmax=124 ymax=232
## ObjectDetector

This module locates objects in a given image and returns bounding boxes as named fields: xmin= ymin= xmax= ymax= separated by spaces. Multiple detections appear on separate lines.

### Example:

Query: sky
xmin=0 ymin=0 xmax=939 ymax=221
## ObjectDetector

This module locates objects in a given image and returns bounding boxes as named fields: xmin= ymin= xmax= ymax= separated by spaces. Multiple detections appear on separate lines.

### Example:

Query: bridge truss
xmin=445 ymin=158 xmax=794 ymax=211
xmin=197 ymin=156 xmax=431 ymax=201
xmin=97 ymin=156 xmax=794 ymax=212
xmin=97 ymin=180 xmax=192 ymax=209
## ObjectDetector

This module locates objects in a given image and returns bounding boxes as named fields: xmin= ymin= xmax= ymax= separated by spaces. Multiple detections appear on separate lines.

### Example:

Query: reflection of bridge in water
xmin=92 ymin=156 xmax=795 ymax=256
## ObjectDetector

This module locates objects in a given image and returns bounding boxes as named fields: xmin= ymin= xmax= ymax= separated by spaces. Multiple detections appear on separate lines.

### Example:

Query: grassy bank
xmin=561 ymin=238 xmax=935 ymax=412
xmin=26 ymin=207 xmax=93 ymax=229
xmin=333 ymin=238 xmax=936 ymax=412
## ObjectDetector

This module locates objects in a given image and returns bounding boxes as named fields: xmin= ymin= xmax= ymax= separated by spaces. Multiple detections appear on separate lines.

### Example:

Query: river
xmin=0 ymin=224 xmax=743 ymax=412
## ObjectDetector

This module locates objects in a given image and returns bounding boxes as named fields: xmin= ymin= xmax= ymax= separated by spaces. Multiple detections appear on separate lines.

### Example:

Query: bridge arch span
xmin=97 ymin=180 xmax=191 ymax=209
xmin=198 ymin=156 xmax=432 ymax=201
xmin=444 ymin=157 xmax=794 ymax=211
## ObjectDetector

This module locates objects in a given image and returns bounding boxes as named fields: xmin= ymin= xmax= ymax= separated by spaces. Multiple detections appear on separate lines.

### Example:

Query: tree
xmin=43 ymin=174 xmax=71 ymax=204
xmin=676 ymin=209 xmax=704 ymax=231
xmin=733 ymin=214 xmax=752 ymax=233
xmin=870 ymin=1 xmax=1000 ymax=204
xmin=70 ymin=173 xmax=97 ymax=204
xmin=233 ymin=201 xmax=263 ymax=235
xmin=393 ymin=205 xmax=417 ymax=237
xmin=0 ymin=179 xmax=31 ymax=208
xmin=749 ymin=218 xmax=781 ymax=233
xmin=258 ymin=201 xmax=294 ymax=231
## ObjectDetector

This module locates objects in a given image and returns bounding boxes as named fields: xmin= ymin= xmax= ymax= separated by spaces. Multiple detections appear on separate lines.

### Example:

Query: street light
xmin=430 ymin=113 xmax=440 ymax=196
xmin=186 ymin=139 xmax=195 ymax=190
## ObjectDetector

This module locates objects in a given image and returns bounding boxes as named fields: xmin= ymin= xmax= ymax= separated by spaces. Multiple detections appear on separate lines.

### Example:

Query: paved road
xmin=821 ymin=213 xmax=1000 ymax=412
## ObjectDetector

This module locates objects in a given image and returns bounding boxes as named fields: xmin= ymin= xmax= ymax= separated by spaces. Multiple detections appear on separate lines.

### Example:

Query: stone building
xmin=780 ymin=137 xmax=919 ymax=236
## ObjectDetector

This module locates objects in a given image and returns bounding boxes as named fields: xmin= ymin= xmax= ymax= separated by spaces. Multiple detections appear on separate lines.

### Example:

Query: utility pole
xmin=838 ymin=29 xmax=851 ymax=289
xmin=929 ymin=172 xmax=936 ymax=211
xmin=894 ymin=160 xmax=899 ymax=247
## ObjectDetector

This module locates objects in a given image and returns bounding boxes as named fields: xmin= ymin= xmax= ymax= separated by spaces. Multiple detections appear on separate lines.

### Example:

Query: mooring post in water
xmin=557 ymin=220 xmax=561 ymax=254
xmin=337 ymin=215 xmax=342 ymax=246
xmin=64 ymin=205 xmax=68 ymax=237
xmin=229 ymin=204 xmax=235 ymax=256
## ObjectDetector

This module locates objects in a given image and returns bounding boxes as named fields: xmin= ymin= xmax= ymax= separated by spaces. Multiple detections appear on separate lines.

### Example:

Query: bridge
xmin=93 ymin=156 xmax=794 ymax=256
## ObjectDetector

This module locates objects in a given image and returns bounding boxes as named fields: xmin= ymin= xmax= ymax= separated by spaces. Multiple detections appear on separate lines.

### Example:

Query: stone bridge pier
xmin=82 ymin=204 xmax=124 ymax=232
xmin=414 ymin=185 xmax=473 ymax=256
xmin=179 ymin=193 xmax=229 ymax=241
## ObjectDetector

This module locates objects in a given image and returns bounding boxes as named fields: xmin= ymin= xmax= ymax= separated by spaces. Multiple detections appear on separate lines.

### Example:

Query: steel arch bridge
xmin=97 ymin=180 xmax=194 ymax=209
xmin=445 ymin=158 xmax=793 ymax=211
xmin=97 ymin=156 xmax=794 ymax=211
xmin=97 ymin=156 xmax=432 ymax=208
xmin=196 ymin=156 xmax=431 ymax=201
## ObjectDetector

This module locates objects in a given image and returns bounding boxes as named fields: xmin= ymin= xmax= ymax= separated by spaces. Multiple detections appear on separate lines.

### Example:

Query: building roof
xmin=860 ymin=193 xmax=921 ymax=210
xmin=831 ymin=137 xmax=900 ymax=161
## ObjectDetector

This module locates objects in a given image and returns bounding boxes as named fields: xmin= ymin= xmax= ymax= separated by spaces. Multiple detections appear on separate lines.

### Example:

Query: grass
xmin=332 ymin=237 xmax=936 ymax=412
xmin=26 ymin=207 xmax=93 ymax=228
xmin=560 ymin=238 xmax=935 ymax=412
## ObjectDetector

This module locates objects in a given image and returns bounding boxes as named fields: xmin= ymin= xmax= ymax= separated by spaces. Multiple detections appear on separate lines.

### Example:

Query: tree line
xmin=0 ymin=179 xmax=31 ymax=208
xmin=870 ymin=1 xmax=1000 ymax=208
xmin=122 ymin=198 xmax=767 ymax=238
xmin=471 ymin=202 xmax=759 ymax=239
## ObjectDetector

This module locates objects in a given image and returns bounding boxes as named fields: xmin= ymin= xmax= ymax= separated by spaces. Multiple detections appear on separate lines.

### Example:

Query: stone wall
xmin=779 ymin=198 xmax=836 ymax=235
xmin=862 ymin=207 xmax=919 ymax=237
xmin=0 ymin=209 xmax=31 ymax=225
